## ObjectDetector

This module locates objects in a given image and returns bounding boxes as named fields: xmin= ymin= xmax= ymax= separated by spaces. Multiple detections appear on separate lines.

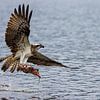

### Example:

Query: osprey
xmin=0 ymin=4 xmax=67 ymax=76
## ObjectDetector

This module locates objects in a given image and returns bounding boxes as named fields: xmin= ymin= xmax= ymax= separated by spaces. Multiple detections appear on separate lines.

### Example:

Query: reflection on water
xmin=0 ymin=0 xmax=100 ymax=99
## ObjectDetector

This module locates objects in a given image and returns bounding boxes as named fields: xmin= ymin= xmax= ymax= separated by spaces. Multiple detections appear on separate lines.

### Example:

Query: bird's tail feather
xmin=0 ymin=56 xmax=10 ymax=62
xmin=10 ymin=61 xmax=19 ymax=73
xmin=1 ymin=56 xmax=17 ymax=72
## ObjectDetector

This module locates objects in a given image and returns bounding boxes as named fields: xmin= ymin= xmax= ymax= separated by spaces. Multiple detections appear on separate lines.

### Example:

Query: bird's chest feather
xmin=15 ymin=46 xmax=31 ymax=63
xmin=24 ymin=46 xmax=31 ymax=57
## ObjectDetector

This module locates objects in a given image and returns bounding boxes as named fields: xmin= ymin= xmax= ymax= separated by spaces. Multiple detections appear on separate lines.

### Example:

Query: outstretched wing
xmin=0 ymin=52 xmax=67 ymax=70
xmin=5 ymin=4 xmax=33 ymax=54
xmin=28 ymin=51 xmax=67 ymax=67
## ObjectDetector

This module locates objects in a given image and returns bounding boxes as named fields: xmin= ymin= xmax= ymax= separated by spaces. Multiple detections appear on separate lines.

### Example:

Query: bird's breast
xmin=24 ymin=46 xmax=32 ymax=57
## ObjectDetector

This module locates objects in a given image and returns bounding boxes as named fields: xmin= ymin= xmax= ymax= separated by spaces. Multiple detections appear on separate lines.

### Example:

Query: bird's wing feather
xmin=28 ymin=51 xmax=67 ymax=67
xmin=5 ymin=4 xmax=32 ymax=54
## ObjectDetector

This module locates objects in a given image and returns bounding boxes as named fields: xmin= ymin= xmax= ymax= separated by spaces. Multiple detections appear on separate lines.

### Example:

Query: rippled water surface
xmin=0 ymin=0 xmax=100 ymax=100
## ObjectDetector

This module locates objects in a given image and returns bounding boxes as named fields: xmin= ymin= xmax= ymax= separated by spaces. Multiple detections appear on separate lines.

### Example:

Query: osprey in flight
xmin=0 ymin=4 xmax=67 ymax=77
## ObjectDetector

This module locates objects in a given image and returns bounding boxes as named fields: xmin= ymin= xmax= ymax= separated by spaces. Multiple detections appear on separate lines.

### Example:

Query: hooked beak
xmin=37 ymin=44 xmax=44 ymax=48
xmin=35 ymin=44 xmax=44 ymax=50
xmin=39 ymin=44 xmax=44 ymax=48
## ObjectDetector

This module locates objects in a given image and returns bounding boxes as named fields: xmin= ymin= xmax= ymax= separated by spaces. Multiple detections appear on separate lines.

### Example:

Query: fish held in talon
xmin=17 ymin=64 xmax=41 ymax=78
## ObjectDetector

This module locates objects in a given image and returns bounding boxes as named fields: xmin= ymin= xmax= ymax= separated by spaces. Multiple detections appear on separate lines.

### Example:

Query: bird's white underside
xmin=15 ymin=42 xmax=41 ymax=64
xmin=15 ymin=45 xmax=31 ymax=64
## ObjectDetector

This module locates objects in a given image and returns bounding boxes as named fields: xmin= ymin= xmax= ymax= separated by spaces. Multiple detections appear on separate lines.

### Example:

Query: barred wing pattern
xmin=28 ymin=51 xmax=66 ymax=67
xmin=5 ymin=4 xmax=33 ymax=54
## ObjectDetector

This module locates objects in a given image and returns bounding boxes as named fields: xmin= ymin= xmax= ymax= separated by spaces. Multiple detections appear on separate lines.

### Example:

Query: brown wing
xmin=5 ymin=4 xmax=33 ymax=54
xmin=28 ymin=51 xmax=67 ymax=68
xmin=0 ymin=52 xmax=67 ymax=69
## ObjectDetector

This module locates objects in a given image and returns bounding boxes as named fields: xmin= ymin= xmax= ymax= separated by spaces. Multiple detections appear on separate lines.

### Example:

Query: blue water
xmin=0 ymin=0 xmax=100 ymax=99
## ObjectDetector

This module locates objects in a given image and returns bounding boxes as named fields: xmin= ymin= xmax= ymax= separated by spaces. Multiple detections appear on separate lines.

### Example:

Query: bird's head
xmin=31 ymin=43 xmax=44 ymax=52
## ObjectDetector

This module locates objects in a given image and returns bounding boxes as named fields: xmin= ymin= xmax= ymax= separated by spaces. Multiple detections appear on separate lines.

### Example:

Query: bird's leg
xmin=22 ymin=56 xmax=29 ymax=64
xmin=20 ymin=51 xmax=25 ymax=64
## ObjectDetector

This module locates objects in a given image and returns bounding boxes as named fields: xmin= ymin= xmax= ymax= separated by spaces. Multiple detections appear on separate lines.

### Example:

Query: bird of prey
xmin=0 ymin=4 xmax=67 ymax=77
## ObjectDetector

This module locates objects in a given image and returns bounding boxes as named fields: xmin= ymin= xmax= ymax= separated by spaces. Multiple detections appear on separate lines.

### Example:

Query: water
xmin=0 ymin=0 xmax=100 ymax=99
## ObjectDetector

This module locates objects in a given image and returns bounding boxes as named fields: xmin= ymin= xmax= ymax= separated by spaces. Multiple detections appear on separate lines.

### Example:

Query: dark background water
xmin=0 ymin=0 xmax=100 ymax=100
